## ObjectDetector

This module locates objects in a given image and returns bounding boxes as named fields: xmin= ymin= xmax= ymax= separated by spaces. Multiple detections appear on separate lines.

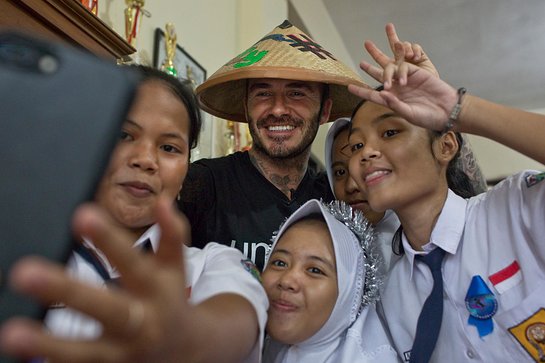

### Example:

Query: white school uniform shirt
xmin=46 ymin=224 xmax=268 ymax=363
xmin=374 ymin=209 xmax=401 ymax=278
xmin=381 ymin=171 xmax=545 ymax=363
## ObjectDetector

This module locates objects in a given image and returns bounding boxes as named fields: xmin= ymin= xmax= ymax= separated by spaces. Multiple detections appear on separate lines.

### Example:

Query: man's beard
xmin=249 ymin=114 xmax=320 ymax=160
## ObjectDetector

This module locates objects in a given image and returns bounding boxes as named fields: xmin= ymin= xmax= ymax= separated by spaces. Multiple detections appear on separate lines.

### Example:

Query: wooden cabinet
xmin=0 ymin=0 xmax=135 ymax=61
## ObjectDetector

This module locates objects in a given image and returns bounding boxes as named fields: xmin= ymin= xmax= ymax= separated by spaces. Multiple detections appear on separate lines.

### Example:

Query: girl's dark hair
xmin=431 ymin=130 xmax=477 ymax=198
xmin=278 ymin=213 xmax=328 ymax=244
xmin=349 ymin=85 xmax=383 ymax=122
xmin=129 ymin=65 xmax=202 ymax=159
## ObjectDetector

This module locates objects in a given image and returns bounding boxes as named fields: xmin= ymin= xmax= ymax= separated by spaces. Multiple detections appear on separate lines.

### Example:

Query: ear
xmin=433 ymin=131 xmax=459 ymax=166
xmin=319 ymin=98 xmax=333 ymax=125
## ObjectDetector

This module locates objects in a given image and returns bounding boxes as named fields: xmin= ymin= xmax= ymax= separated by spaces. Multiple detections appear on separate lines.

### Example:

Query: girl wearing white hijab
xmin=325 ymin=116 xmax=401 ymax=278
xmin=262 ymin=199 xmax=400 ymax=363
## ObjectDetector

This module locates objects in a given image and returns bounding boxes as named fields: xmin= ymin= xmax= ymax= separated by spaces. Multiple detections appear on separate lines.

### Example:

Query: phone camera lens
xmin=39 ymin=55 xmax=58 ymax=74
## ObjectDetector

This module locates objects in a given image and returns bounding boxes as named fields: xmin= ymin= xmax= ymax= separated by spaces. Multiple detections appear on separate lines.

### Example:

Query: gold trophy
xmin=161 ymin=23 xmax=178 ymax=77
xmin=124 ymin=0 xmax=146 ymax=46
xmin=224 ymin=121 xmax=236 ymax=155
xmin=186 ymin=64 xmax=197 ymax=90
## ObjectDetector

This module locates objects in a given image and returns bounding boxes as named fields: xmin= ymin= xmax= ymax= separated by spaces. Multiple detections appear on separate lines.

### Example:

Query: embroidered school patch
xmin=489 ymin=260 xmax=522 ymax=294
xmin=525 ymin=172 xmax=545 ymax=188
xmin=508 ymin=308 xmax=545 ymax=362
xmin=240 ymin=259 xmax=262 ymax=283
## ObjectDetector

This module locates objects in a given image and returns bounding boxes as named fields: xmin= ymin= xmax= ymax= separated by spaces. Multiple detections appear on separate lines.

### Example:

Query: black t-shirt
xmin=179 ymin=151 xmax=334 ymax=270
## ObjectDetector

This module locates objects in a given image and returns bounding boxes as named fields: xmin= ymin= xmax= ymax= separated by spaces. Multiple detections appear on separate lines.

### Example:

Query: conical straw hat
xmin=196 ymin=20 xmax=369 ymax=123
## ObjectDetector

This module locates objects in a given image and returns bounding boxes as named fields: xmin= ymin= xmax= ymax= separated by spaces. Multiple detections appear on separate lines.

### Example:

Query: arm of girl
xmin=349 ymin=43 xmax=545 ymax=165
xmin=0 ymin=198 xmax=262 ymax=363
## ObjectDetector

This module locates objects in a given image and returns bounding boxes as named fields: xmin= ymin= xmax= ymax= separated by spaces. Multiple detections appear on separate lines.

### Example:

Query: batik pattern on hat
xmin=197 ymin=20 xmax=368 ymax=122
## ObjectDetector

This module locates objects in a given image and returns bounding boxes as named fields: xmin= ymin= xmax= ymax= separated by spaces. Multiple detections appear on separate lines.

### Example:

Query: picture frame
xmin=153 ymin=28 xmax=207 ymax=88
xmin=152 ymin=27 xmax=214 ymax=160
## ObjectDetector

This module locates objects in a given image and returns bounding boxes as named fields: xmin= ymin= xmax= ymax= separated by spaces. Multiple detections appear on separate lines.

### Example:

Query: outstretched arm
xmin=349 ymin=44 xmax=545 ymax=165
xmin=457 ymin=93 xmax=545 ymax=166
xmin=0 ymin=198 xmax=260 ymax=363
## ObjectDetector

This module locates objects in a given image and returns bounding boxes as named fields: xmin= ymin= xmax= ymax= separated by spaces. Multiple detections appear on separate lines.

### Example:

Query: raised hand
xmin=364 ymin=23 xmax=439 ymax=80
xmin=348 ymin=43 xmax=459 ymax=132
xmin=0 ymin=198 xmax=193 ymax=363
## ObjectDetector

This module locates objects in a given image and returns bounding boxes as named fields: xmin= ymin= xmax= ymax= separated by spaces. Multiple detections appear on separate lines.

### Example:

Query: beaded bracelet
xmin=443 ymin=87 xmax=467 ymax=133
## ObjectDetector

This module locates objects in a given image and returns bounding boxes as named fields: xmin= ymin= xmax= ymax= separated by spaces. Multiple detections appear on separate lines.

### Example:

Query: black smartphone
xmin=0 ymin=31 xmax=138 ymax=363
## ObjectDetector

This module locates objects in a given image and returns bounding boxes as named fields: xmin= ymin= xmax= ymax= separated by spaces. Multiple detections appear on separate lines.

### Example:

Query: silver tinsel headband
xmin=324 ymin=200 xmax=383 ymax=310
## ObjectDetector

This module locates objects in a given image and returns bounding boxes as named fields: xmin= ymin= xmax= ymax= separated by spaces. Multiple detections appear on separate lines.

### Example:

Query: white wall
xmin=100 ymin=0 xmax=238 ymax=74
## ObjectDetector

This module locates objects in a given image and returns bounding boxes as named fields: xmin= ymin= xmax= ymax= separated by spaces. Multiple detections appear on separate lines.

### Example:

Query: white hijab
xmin=324 ymin=117 xmax=351 ymax=197
xmin=263 ymin=199 xmax=399 ymax=363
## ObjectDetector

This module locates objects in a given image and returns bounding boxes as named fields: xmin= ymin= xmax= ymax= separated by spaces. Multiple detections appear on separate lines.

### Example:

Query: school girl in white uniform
xmin=347 ymin=31 xmax=545 ymax=363
xmin=0 ymin=66 xmax=267 ymax=363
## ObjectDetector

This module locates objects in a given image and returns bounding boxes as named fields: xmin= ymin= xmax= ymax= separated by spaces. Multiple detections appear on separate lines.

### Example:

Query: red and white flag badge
xmin=489 ymin=260 xmax=522 ymax=294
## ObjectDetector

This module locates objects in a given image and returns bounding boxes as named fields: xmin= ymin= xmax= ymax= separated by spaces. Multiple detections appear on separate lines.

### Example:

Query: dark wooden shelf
xmin=0 ymin=0 xmax=135 ymax=61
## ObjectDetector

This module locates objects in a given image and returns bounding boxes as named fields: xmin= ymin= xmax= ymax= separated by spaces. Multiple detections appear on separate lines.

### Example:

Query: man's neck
xmin=248 ymin=148 xmax=310 ymax=199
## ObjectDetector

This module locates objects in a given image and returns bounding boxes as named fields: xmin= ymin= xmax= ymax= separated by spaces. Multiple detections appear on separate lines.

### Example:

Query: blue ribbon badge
xmin=465 ymin=275 xmax=497 ymax=338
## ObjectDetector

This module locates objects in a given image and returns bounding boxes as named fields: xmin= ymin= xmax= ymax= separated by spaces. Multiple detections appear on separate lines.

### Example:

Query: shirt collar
xmin=83 ymin=224 xmax=161 ymax=278
xmin=403 ymin=189 xmax=467 ymax=279
xmin=133 ymin=224 xmax=161 ymax=252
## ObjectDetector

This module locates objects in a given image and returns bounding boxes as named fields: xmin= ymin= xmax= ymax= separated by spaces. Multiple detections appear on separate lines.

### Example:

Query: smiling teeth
xmin=268 ymin=125 xmax=294 ymax=131
xmin=365 ymin=170 xmax=389 ymax=181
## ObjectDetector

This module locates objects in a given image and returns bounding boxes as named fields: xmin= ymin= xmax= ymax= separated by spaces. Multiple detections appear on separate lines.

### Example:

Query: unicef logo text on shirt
xmin=230 ymin=240 xmax=272 ymax=271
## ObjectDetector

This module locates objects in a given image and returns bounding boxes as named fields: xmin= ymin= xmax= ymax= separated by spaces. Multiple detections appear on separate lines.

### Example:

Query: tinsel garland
xmin=324 ymin=200 xmax=383 ymax=310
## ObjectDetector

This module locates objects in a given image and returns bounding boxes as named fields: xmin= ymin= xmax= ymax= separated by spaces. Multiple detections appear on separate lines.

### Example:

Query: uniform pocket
xmin=494 ymin=280 xmax=545 ymax=362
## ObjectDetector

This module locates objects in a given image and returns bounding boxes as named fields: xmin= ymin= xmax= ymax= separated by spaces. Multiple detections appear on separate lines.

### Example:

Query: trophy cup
xmin=161 ymin=23 xmax=178 ymax=77
xmin=186 ymin=64 xmax=198 ymax=90
xmin=124 ymin=0 xmax=146 ymax=46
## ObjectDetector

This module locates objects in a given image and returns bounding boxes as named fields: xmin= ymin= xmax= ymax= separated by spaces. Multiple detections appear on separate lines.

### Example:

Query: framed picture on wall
xmin=152 ymin=27 xmax=213 ymax=160
xmin=152 ymin=28 xmax=207 ymax=88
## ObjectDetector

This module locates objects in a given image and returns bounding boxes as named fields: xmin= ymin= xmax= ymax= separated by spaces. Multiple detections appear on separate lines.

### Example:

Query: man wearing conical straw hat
xmin=179 ymin=20 xmax=368 ymax=271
